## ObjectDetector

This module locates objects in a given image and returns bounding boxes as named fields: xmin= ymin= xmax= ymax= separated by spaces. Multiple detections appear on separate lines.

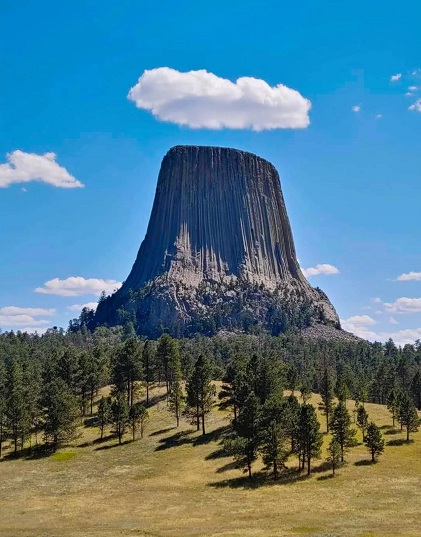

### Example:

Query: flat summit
xmin=93 ymin=145 xmax=341 ymax=337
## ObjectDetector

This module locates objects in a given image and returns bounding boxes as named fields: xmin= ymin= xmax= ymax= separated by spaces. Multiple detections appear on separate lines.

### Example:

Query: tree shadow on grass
xmin=154 ymin=429 xmax=195 ymax=451
xmin=146 ymin=392 xmax=168 ymax=407
xmin=149 ymin=426 xmax=177 ymax=437
xmin=379 ymin=424 xmax=394 ymax=430
xmin=317 ymin=473 xmax=335 ymax=481
xmin=2 ymin=444 xmax=53 ymax=461
xmin=95 ymin=439 xmax=131 ymax=451
xmin=209 ymin=468 xmax=310 ymax=489
xmin=83 ymin=416 xmax=98 ymax=428
xmin=354 ymin=459 xmax=376 ymax=466
xmin=216 ymin=460 xmax=239 ymax=473
xmin=205 ymin=447 xmax=229 ymax=460
xmin=387 ymin=438 xmax=414 ymax=446
xmin=384 ymin=428 xmax=400 ymax=435
xmin=193 ymin=425 xmax=230 ymax=446
xmin=79 ymin=434 xmax=115 ymax=448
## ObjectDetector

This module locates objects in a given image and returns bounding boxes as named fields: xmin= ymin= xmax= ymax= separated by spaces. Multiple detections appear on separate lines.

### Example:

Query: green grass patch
xmin=51 ymin=452 xmax=76 ymax=461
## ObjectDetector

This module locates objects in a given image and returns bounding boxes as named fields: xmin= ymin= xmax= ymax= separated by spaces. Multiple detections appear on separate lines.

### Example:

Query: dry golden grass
xmin=0 ymin=388 xmax=420 ymax=537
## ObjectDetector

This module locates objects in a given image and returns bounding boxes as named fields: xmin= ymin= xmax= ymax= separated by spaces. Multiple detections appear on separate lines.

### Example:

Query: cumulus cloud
xmin=127 ymin=67 xmax=311 ymax=130
xmin=35 ymin=276 xmax=122 ymax=297
xmin=340 ymin=314 xmax=421 ymax=345
xmin=0 ymin=150 xmax=83 ymax=189
xmin=341 ymin=315 xmax=378 ymax=340
xmin=351 ymin=105 xmax=361 ymax=112
xmin=383 ymin=297 xmax=421 ymax=314
xmin=390 ymin=73 xmax=402 ymax=82
xmin=0 ymin=306 xmax=55 ymax=329
xmin=68 ymin=302 xmax=98 ymax=312
xmin=408 ymin=99 xmax=421 ymax=112
xmin=396 ymin=271 xmax=421 ymax=281
xmin=375 ymin=114 xmax=383 ymax=119
xmin=301 ymin=264 xmax=340 ymax=277
xmin=408 ymin=86 xmax=419 ymax=91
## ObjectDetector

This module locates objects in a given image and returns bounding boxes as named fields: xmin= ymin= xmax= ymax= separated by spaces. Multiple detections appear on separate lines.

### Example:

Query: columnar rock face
xmin=93 ymin=146 xmax=340 ymax=337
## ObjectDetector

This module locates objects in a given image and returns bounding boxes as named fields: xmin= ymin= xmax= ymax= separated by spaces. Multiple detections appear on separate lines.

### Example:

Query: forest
xmin=0 ymin=318 xmax=420 ymax=479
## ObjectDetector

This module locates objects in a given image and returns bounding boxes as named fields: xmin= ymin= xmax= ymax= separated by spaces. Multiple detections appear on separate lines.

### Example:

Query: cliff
xmin=93 ymin=146 xmax=341 ymax=337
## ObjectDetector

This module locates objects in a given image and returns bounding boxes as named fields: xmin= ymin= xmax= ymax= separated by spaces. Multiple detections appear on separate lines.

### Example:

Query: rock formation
xmin=93 ymin=146 xmax=341 ymax=337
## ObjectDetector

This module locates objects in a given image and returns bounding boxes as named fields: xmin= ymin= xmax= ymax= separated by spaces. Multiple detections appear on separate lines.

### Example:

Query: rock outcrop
xmin=93 ymin=146 xmax=341 ymax=337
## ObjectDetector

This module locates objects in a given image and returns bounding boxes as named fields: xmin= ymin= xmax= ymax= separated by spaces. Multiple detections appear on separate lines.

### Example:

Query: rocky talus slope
xmin=93 ymin=146 xmax=343 ymax=338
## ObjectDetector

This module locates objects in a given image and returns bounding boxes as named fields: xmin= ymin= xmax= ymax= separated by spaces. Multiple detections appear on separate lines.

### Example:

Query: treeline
xmin=0 ymin=325 xmax=420 ymax=461
xmin=220 ymin=352 xmax=419 ymax=479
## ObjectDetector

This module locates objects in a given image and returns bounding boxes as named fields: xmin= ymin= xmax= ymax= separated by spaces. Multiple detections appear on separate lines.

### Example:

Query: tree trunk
xmin=201 ymin=410 xmax=206 ymax=435
xmin=247 ymin=461 xmax=252 ymax=479
xmin=273 ymin=460 xmax=278 ymax=480
xmin=146 ymin=382 xmax=149 ymax=405
xmin=90 ymin=390 xmax=94 ymax=415
xmin=406 ymin=425 xmax=410 ymax=442
xmin=196 ymin=403 xmax=200 ymax=431
xmin=371 ymin=448 xmax=375 ymax=462
xmin=307 ymin=454 xmax=311 ymax=476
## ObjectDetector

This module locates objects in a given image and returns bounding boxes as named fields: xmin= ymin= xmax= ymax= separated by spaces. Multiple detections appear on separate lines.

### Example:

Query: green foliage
xmin=297 ymin=404 xmax=323 ymax=475
xmin=185 ymin=355 xmax=215 ymax=434
xmin=356 ymin=405 xmax=369 ymax=441
xmin=111 ymin=392 xmax=130 ymax=444
xmin=397 ymin=392 xmax=420 ymax=441
xmin=129 ymin=402 xmax=148 ymax=440
xmin=319 ymin=368 xmax=335 ymax=433
xmin=97 ymin=396 xmax=112 ymax=440
xmin=327 ymin=438 xmax=341 ymax=475
xmin=330 ymin=402 xmax=357 ymax=462
xmin=259 ymin=395 xmax=289 ymax=479
xmin=364 ymin=422 xmax=385 ymax=462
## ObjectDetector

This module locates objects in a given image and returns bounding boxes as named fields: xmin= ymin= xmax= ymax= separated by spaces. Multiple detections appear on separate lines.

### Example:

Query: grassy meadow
xmin=0 ymin=387 xmax=420 ymax=537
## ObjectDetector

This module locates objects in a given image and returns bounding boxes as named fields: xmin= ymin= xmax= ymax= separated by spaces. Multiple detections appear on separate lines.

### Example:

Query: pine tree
xmin=111 ymin=392 xmax=129 ymax=444
xmin=185 ymin=355 xmax=215 ymax=435
xmin=387 ymin=387 xmax=399 ymax=428
xmin=327 ymin=438 xmax=341 ymax=476
xmin=397 ymin=392 xmax=420 ymax=441
xmin=168 ymin=376 xmax=184 ymax=427
xmin=297 ymin=404 xmax=323 ymax=475
xmin=156 ymin=334 xmax=179 ymax=395
xmin=356 ymin=405 xmax=369 ymax=441
xmin=225 ymin=392 xmax=261 ymax=479
xmin=142 ymin=340 xmax=155 ymax=405
xmin=259 ymin=394 xmax=288 ymax=479
xmin=411 ymin=370 xmax=421 ymax=410
xmin=364 ymin=422 xmax=385 ymax=462
xmin=129 ymin=402 xmax=148 ymax=440
xmin=330 ymin=402 xmax=356 ymax=462
xmin=97 ymin=396 xmax=111 ymax=440
xmin=282 ymin=394 xmax=300 ymax=454
xmin=319 ymin=368 xmax=335 ymax=432
xmin=112 ymin=337 xmax=143 ymax=406
xmin=300 ymin=379 xmax=312 ymax=403
xmin=44 ymin=378 xmax=79 ymax=452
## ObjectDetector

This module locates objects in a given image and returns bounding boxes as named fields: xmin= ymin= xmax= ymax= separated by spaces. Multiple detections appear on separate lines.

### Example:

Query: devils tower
xmin=93 ymin=146 xmax=340 ymax=337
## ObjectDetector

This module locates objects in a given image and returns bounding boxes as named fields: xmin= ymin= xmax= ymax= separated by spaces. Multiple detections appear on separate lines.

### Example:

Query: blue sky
xmin=1 ymin=0 xmax=420 ymax=344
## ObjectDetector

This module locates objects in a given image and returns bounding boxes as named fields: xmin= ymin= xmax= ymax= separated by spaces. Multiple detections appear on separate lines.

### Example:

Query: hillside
xmin=0 ymin=387 xmax=420 ymax=537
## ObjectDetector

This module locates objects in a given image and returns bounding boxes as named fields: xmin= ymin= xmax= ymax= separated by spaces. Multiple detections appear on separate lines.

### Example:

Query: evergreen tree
xmin=319 ymin=368 xmax=335 ymax=432
xmin=327 ymin=438 xmax=341 ymax=476
xmin=97 ymin=396 xmax=111 ymax=440
xmin=111 ymin=392 xmax=129 ymax=444
xmin=397 ymin=392 xmax=420 ymax=441
xmin=226 ymin=392 xmax=261 ymax=479
xmin=330 ymin=402 xmax=356 ymax=462
xmin=300 ymin=379 xmax=312 ymax=403
xmin=410 ymin=370 xmax=421 ymax=410
xmin=112 ymin=337 xmax=143 ymax=406
xmin=356 ymin=405 xmax=369 ymax=441
xmin=259 ymin=394 xmax=288 ymax=479
xmin=387 ymin=387 xmax=399 ymax=428
xmin=129 ymin=402 xmax=148 ymax=440
xmin=156 ymin=334 xmax=179 ymax=395
xmin=185 ymin=355 xmax=215 ymax=434
xmin=335 ymin=375 xmax=350 ymax=403
xmin=142 ymin=340 xmax=155 ymax=405
xmin=6 ymin=359 xmax=29 ymax=454
xmin=364 ymin=422 xmax=385 ymax=462
xmin=168 ymin=376 xmax=184 ymax=427
xmin=282 ymin=394 xmax=300 ymax=453
xmin=297 ymin=404 xmax=323 ymax=475
xmin=44 ymin=378 xmax=79 ymax=452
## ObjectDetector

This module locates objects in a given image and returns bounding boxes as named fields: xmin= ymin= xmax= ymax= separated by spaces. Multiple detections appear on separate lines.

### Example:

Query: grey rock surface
xmin=93 ymin=146 xmax=341 ymax=337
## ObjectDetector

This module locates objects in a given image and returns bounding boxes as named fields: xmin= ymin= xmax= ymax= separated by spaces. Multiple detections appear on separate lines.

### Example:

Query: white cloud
xmin=396 ymin=271 xmax=421 ymax=281
xmin=35 ymin=276 xmax=122 ymax=297
xmin=340 ymin=313 xmax=421 ymax=345
xmin=408 ymin=86 xmax=419 ymax=91
xmin=375 ymin=114 xmax=383 ymax=119
xmin=341 ymin=315 xmax=377 ymax=340
xmin=68 ymin=302 xmax=98 ymax=312
xmin=301 ymin=263 xmax=340 ymax=277
xmin=0 ymin=150 xmax=83 ymax=189
xmin=390 ymin=73 xmax=402 ymax=82
xmin=127 ymin=67 xmax=311 ymax=131
xmin=0 ymin=306 xmax=55 ymax=316
xmin=389 ymin=316 xmax=399 ymax=325
xmin=351 ymin=105 xmax=361 ymax=112
xmin=408 ymin=99 xmax=421 ymax=112
xmin=406 ymin=92 xmax=413 ymax=97
xmin=384 ymin=297 xmax=421 ymax=314
xmin=0 ymin=306 xmax=55 ymax=329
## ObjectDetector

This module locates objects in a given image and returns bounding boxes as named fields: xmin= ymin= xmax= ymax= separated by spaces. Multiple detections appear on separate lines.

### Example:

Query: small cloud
xmin=406 ymin=92 xmax=413 ymax=97
xmin=408 ymin=99 xmax=421 ymax=112
xmin=396 ymin=271 xmax=421 ymax=281
xmin=127 ymin=67 xmax=311 ymax=130
xmin=352 ymin=105 xmax=361 ymax=112
xmin=384 ymin=297 xmax=421 ymax=314
xmin=0 ymin=150 xmax=83 ymax=189
xmin=411 ymin=69 xmax=421 ymax=77
xmin=375 ymin=114 xmax=383 ymax=119
xmin=390 ymin=73 xmax=402 ymax=82
xmin=408 ymin=86 xmax=419 ymax=91
xmin=35 ymin=276 xmax=122 ymax=297
xmin=340 ymin=315 xmax=377 ymax=339
xmin=301 ymin=263 xmax=340 ymax=277
xmin=0 ymin=306 xmax=55 ymax=329
xmin=68 ymin=302 xmax=98 ymax=312
xmin=389 ymin=316 xmax=399 ymax=325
